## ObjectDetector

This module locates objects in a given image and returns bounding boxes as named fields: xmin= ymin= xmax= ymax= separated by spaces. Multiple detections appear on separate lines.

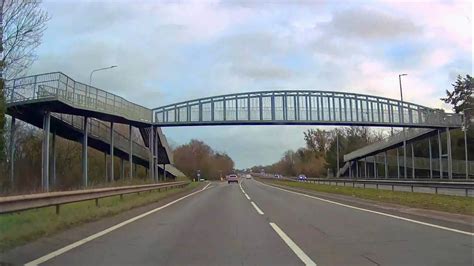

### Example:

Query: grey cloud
xmin=214 ymin=33 xmax=294 ymax=80
xmin=230 ymin=62 xmax=292 ymax=79
xmin=323 ymin=7 xmax=420 ymax=40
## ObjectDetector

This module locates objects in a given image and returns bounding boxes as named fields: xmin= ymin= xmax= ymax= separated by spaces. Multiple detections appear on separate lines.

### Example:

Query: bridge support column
xmin=155 ymin=130 xmax=159 ymax=182
xmin=163 ymin=164 xmax=166 ymax=180
xmin=82 ymin=117 xmax=89 ymax=187
xmin=446 ymin=128 xmax=453 ymax=179
xmin=349 ymin=161 xmax=353 ymax=178
xmin=364 ymin=158 xmax=368 ymax=178
xmin=9 ymin=117 xmax=16 ymax=188
xmin=411 ymin=144 xmax=415 ymax=179
xmin=120 ymin=158 xmax=124 ymax=179
xmin=396 ymin=148 xmax=400 ymax=179
xmin=438 ymin=130 xmax=443 ymax=179
xmin=403 ymin=139 xmax=407 ymax=179
xmin=149 ymin=125 xmax=154 ymax=180
xmin=355 ymin=161 xmax=359 ymax=179
xmin=110 ymin=122 xmax=114 ymax=182
xmin=104 ymin=152 xmax=108 ymax=182
xmin=129 ymin=124 xmax=133 ymax=179
xmin=373 ymin=155 xmax=377 ymax=179
xmin=429 ymin=137 xmax=433 ymax=179
xmin=464 ymin=121 xmax=469 ymax=179
xmin=42 ymin=111 xmax=51 ymax=191
xmin=384 ymin=151 xmax=388 ymax=179
xmin=51 ymin=130 xmax=57 ymax=186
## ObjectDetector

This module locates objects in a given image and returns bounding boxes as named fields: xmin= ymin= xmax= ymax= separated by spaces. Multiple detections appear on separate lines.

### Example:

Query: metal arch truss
xmin=153 ymin=90 xmax=462 ymax=128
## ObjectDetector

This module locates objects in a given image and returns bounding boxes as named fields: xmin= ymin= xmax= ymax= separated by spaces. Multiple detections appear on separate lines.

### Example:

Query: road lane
xmin=242 ymin=178 xmax=473 ymax=266
xmin=43 ymin=182 xmax=302 ymax=266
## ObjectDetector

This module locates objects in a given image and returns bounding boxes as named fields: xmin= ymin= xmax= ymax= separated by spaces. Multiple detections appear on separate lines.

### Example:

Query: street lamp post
xmin=89 ymin=65 xmax=118 ymax=86
xmin=399 ymin=74 xmax=408 ymax=179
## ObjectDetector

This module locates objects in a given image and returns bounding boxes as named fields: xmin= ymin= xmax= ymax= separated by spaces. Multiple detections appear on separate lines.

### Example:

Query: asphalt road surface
xmin=28 ymin=179 xmax=473 ymax=266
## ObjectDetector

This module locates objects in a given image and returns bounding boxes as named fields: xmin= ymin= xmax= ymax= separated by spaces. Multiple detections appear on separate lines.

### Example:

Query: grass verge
xmin=0 ymin=182 xmax=199 ymax=252
xmin=263 ymin=179 xmax=474 ymax=216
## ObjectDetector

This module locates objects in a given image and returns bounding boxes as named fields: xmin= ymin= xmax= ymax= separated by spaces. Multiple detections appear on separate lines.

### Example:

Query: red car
xmin=226 ymin=174 xmax=238 ymax=184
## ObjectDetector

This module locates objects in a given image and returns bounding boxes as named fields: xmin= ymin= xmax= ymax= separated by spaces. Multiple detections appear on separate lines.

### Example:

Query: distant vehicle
xmin=297 ymin=174 xmax=307 ymax=181
xmin=199 ymin=178 xmax=205 ymax=182
xmin=274 ymin=174 xmax=282 ymax=179
xmin=227 ymin=174 xmax=238 ymax=184
xmin=245 ymin=174 xmax=251 ymax=179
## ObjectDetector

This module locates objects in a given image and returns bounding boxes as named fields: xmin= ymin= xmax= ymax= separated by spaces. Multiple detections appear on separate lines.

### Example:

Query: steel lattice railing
xmin=153 ymin=91 xmax=462 ymax=128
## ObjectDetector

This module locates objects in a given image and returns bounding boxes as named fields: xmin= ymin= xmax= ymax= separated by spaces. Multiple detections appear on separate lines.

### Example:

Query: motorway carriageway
xmin=23 ymin=179 xmax=473 ymax=266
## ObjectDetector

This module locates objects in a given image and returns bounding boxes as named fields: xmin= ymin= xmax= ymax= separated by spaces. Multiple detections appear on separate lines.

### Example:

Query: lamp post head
xmin=399 ymin=73 xmax=407 ymax=77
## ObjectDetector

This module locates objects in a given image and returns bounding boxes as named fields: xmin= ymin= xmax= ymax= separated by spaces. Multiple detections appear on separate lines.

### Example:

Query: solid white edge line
xmin=269 ymin=222 xmax=317 ymax=266
xmin=250 ymin=201 xmax=264 ymax=215
xmin=25 ymin=182 xmax=212 ymax=266
xmin=256 ymin=180 xmax=473 ymax=236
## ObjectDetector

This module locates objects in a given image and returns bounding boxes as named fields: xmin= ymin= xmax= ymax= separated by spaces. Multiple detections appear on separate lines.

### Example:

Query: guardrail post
xmin=363 ymin=183 xmax=366 ymax=189
xmin=435 ymin=187 xmax=438 ymax=194
xmin=391 ymin=184 xmax=394 ymax=191
xmin=411 ymin=185 xmax=414 ymax=192
xmin=95 ymin=198 xmax=99 ymax=207
xmin=376 ymin=183 xmax=379 ymax=189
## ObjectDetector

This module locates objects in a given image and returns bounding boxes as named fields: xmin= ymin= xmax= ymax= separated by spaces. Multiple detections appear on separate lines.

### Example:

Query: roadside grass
xmin=0 ymin=182 xmax=199 ymax=252
xmin=264 ymin=179 xmax=474 ymax=216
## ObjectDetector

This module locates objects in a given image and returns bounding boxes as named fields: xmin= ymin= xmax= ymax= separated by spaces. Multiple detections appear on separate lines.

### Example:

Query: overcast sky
xmin=30 ymin=0 xmax=472 ymax=168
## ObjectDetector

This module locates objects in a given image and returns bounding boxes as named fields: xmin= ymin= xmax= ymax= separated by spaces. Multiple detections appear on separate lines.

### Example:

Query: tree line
xmin=173 ymin=140 xmax=234 ymax=180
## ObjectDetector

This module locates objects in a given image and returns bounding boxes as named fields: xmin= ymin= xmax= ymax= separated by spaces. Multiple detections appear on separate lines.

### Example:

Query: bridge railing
xmin=5 ymin=72 xmax=152 ymax=123
xmin=153 ymin=90 xmax=462 ymax=128
xmin=344 ymin=128 xmax=434 ymax=162
xmin=53 ymin=113 xmax=150 ymax=161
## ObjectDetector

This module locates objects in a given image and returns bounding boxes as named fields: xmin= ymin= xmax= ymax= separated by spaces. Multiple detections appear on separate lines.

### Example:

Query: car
xmin=227 ymin=174 xmax=238 ymax=184
xmin=297 ymin=174 xmax=307 ymax=181
xmin=199 ymin=178 xmax=205 ymax=182
xmin=274 ymin=174 xmax=282 ymax=179
xmin=245 ymin=174 xmax=251 ymax=179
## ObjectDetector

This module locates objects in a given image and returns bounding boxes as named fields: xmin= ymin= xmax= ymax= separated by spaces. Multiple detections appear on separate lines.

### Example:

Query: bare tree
xmin=1 ymin=0 xmax=49 ymax=79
